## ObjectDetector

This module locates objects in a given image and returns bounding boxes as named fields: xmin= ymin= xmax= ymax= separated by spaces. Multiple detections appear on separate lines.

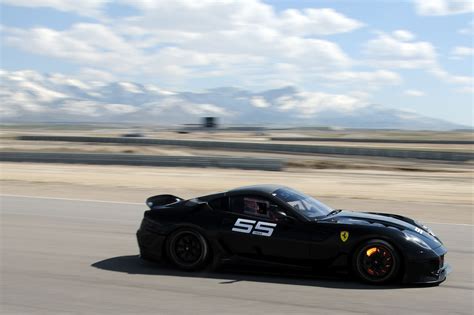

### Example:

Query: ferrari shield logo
xmin=340 ymin=231 xmax=349 ymax=242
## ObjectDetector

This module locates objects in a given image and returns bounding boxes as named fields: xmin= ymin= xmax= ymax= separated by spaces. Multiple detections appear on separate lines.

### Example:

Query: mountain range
xmin=0 ymin=70 xmax=467 ymax=130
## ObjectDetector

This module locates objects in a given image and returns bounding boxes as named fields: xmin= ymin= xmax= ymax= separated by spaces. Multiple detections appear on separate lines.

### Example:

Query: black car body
xmin=137 ymin=185 xmax=450 ymax=284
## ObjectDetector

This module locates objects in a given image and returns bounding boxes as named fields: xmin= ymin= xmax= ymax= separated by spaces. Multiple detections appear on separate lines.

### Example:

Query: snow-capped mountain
xmin=0 ymin=70 xmax=466 ymax=130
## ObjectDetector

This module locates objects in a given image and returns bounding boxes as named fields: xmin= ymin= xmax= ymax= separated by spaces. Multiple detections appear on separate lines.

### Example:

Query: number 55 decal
xmin=232 ymin=218 xmax=277 ymax=237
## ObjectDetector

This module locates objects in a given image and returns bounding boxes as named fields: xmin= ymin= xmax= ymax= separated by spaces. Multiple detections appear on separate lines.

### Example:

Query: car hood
xmin=322 ymin=210 xmax=442 ymax=246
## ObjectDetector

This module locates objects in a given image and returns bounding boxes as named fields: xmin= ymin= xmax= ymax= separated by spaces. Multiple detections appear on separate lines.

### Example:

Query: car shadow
xmin=91 ymin=255 xmax=418 ymax=290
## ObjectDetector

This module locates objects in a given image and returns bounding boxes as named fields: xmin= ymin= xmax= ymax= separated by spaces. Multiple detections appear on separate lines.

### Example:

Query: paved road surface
xmin=1 ymin=195 xmax=473 ymax=314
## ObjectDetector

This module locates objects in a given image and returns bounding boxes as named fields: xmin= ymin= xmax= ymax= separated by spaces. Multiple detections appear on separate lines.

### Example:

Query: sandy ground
xmin=1 ymin=162 xmax=472 ymax=224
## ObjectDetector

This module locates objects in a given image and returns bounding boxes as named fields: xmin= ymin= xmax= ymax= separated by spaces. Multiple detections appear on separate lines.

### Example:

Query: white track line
xmin=1 ymin=194 xmax=473 ymax=226
xmin=0 ymin=194 xmax=142 ymax=205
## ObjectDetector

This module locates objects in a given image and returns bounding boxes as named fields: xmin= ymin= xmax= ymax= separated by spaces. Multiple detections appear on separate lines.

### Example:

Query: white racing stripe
xmin=1 ymin=194 xmax=473 ymax=227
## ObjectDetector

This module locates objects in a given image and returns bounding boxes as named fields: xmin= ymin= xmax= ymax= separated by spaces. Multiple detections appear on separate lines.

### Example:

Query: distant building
xmin=203 ymin=117 xmax=217 ymax=129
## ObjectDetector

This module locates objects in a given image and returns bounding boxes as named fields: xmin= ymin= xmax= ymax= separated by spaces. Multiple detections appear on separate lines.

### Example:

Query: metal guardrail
xmin=0 ymin=151 xmax=284 ymax=171
xmin=270 ymin=137 xmax=474 ymax=145
xmin=16 ymin=135 xmax=474 ymax=161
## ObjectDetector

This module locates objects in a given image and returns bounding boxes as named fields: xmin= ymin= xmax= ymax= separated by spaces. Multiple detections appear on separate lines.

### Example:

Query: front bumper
xmin=402 ymin=246 xmax=451 ymax=284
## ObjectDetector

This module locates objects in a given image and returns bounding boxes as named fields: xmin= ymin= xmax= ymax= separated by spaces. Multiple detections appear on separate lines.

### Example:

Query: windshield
xmin=272 ymin=188 xmax=332 ymax=219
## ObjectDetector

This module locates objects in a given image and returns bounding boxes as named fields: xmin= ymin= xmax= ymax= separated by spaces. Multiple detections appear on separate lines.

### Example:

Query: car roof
xmin=197 ymin=185 xmax=287 ymax=201
xmin=227 ymin=184 xmax=286 ymax=194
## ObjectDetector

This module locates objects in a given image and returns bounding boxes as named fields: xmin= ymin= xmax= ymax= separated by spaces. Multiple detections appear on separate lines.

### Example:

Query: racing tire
xmin=353 ymin=239 xmax=400 ymax=284
xmin=167 ymin=228 xmax=210 ymax=271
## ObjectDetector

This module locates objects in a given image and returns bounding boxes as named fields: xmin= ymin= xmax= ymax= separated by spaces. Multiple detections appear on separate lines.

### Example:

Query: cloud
xmin=104 ymin=103 xmax=138 ymax=114
xmin=413 ymin=0 xmax=473 ymax=16
xmin=120 ymin=0 xmax=364 ymax=36
xmin=404 ymin=89 xmax=425 ymax=96
xmin=1 ymin=0 xmax=110 ymax=18
xmin=430 ymin=67 xmax=473 ymax=86
xmin=250 ymin=96 xmax=270 ymax=108
xmin=364 ymin=31 xmax=472 ymax=92
xmin=450 ymin=46 xmax=474 ymax=59
xmin=275 ymin=91 xmax=366 ymax=116
xmin=1 ymin=1 xmax=358 ymax=89
xmin=320 ymin=70 xmax=402 ymax=88
xmin=364 ymin=31 xmax=437 ymax=69
xmin=2 ymin=23 xmax=154 ymax=75
xmin=392 ymin=30 xmax=416 ymax=41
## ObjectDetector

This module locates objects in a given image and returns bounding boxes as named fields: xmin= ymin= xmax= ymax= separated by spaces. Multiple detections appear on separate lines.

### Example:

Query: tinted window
xmin=230 ymin=195 xmax=278 ymax=220
xmin=273 ymin=188 xmax=332 ymax=219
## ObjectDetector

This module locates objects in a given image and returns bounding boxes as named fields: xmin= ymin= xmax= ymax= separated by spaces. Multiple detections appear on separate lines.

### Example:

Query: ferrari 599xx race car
xmin=137 ymin=185 xmax=450 ymax=284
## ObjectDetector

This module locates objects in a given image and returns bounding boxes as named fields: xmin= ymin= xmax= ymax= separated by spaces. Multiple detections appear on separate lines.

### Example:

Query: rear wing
xmin=146 ymin=194 xmax=184 ymax=209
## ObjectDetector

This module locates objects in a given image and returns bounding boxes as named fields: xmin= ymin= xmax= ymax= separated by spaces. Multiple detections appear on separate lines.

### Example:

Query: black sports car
xmin=137 ymin=185 xmax=450 ymax=284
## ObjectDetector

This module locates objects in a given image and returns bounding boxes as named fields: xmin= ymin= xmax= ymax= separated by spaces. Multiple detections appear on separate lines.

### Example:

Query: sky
xmin=0 ymin=0 xmax=473 ymax=125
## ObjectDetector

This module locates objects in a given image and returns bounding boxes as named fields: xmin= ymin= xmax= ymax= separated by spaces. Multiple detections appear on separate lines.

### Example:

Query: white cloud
xmin=275 ymin=91 xmax=366 ymax=115
xmin=404 ymin=89 xmax=425 ymax=96
xmin=392 ymin=30 xmax=416 ymax=41
xmin=2 ymin=1 xmax=358 ymax=89
xmin=430 ymin=67 xmax=473 ymax=86
xmin=192 ymin=104 xmax=230 ymax=116
xmin=364 ymin=31 xmax=472 ymax=92
xmin=250 ymin=96 xmax=270 ymax=108
xmin=413 ymin=0 xmax=473 ymax=16
xmin=121 ymin=0 xmax=364 ymax=36
xmin=450 ymin=46 xmax=474 ymax=59
xmin=1 ymin=0 xmax=110 ymax=18
xmin=320 ymin=70 xmax=402 ymax=87
xmin=104 ymin=104 xmax=138 ymax=114
xmin=118 ymin=82 xmax=143 ymax=94
xmin=3 ymin=24 xmax=148 ymax=73
xmin=274 ymin=8 xmax=364 ymax=36
xmin=364 ymin=31 xmax=437 ymax=69
xmin=144 ymin=85 xmax=176 ymax=96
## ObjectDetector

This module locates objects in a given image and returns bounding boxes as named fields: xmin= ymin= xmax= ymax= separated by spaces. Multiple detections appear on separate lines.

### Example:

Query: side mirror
xmin=275 ymin=210 xmax=288 ymax=219
xmin=275 ymin=210 xmax=295 ymax=223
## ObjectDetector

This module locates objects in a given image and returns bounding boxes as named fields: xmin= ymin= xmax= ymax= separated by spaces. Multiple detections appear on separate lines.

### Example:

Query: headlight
xmin=415 ymin=220 xmax=436 ymax=237
xmin=404 ymin=233 xmax=431 ymax=249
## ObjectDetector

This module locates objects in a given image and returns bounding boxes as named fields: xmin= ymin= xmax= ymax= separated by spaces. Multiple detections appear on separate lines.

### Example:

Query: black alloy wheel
xmin=354 ymin=239 xmax=400 ymax=284
xmin=167 ymin=229 xmax=209 ymax=270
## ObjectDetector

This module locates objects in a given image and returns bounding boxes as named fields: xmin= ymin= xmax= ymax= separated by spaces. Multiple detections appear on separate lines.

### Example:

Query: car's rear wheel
xmin=167 ymin=229 xmax=209 ymax=271
xmin=354 ymin=239 xmax=400 ymax=284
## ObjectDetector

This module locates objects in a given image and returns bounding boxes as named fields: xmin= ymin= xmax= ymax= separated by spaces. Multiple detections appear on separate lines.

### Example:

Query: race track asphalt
xmin=1 ymin=195 xmax=473 ymax=314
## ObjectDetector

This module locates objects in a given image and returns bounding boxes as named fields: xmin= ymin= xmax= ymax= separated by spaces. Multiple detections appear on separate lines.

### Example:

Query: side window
xmin=208 ymin=197 xmax=229 ymax=211
xmin=230 ymin=195 xmax=279 ymax=220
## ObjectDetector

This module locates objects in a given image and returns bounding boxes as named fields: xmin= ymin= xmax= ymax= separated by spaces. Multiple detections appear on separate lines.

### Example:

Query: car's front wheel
xmin=167 ymin=229 xmax=210 ymax=271
xmin=353 ymin=239 xmax=400 ymax=284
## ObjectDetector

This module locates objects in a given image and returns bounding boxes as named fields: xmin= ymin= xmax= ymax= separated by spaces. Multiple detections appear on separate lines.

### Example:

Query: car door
xmin=216 ymin=194 xmax=311 ymax=263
